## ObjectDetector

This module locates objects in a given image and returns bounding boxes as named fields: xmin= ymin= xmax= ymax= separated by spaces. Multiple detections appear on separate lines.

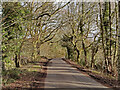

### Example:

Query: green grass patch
xmin=91 ymin=69 xmax=116 ymax=80
xmin=2 ymin=62 xmax=44 ymax=86
xmin=20 ymin=63 xmax=41 ymax=72
xmin=2 ymin=68 xmax=23 ymax=85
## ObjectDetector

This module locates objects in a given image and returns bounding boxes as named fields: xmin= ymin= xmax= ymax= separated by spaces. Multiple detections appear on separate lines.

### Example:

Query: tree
xmin=27 ymin=2 xmax=70 ymax=61
xmin=117 ymin=0 xmax=120 ymax=85
xmin=2 ymin=2 xmax=70 ymax=68
xmin=2 ymin=2 xmax=30 ymax=68
xmin=61 ymin=33 xmax=76 ymax=60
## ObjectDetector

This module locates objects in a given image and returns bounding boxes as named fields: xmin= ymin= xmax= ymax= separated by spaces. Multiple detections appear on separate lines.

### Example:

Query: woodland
xmin=1 ymin=1 xmax=120 ymax=88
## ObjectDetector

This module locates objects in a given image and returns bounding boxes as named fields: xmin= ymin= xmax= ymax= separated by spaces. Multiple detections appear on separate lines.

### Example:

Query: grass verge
xmin=62 ymin=58 xmax=119 ymax=90
xmin=2 ymin=58 xmax=49 ymax=89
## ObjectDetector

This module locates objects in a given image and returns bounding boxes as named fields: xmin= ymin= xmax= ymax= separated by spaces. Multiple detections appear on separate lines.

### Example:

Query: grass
xmin=90 ymin=69 xmax=116 ymax=80
xmin=2 ymin=68 xmax=23 ymax=85
xmin=20 ymin=63 xmax=42 ymax=72
xmin=2 ymin=62 xmax=43 ymax=86
xmin=65 ymin=59 xmax=117 ymax=82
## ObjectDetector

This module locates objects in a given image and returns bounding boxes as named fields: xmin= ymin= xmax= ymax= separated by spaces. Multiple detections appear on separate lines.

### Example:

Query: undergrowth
xmin=2 ymin=68 xmax=26 ymax=85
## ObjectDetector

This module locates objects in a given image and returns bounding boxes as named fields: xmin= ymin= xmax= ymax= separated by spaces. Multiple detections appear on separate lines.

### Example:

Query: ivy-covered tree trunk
xmin=91 ymin=46 xmax=95 ymax=69
xmin=91 ymin=44 xmax=98 ymax=69
xmin=2 ymin=61 xmax=5 ymax=71
xmin=103 ymin=2 xmax=110 ymax=73
xmin=80 ymin=2 xmax=87 ymax=66
xmin=37 ymin=42 xmax=41 ymax=55
xmin=117 ymin=0 xmax=120 ymax=85
xmin=66 ymin=47 xmax=73 ymax=60
xmin=66 ymin=47 xmax=70 ymax=59
xmin=82 ymin=40 xmax=87 ymax=66
xmin=99 ymin=2 xmax=107 ymax=72
xmin=32 ymin=41 xmax=38 ymax=61
xmin=15 ymin=53 xmax=20 ymax=68
xmin=76 ymin=48 xmax=80 ymax=63
xmin=109 ymin=1 xmax=112 ymax=72
xmin=113 ymin=2 xmax=118 ymax=71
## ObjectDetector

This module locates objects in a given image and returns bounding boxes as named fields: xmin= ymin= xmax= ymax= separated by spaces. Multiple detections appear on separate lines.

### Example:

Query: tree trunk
xmin=91 ymin=47 xmax=95 ymax=69
xmin=109 ymin=2 xmax=112 ymax=68
xmin=82 ymin=40 xmax=87 ymax=66
xmin=99 ymin=2 xmax=107 ymax=72
xmin=66 ymin=47 xmax=70 ymax=59
xmin=15 ymin=53 xmax=20 ymax=68
xmin=117 ymin=0 xmax=120 ymax=85
xmin=91 ymin=55 xmax=94 ymax=69
xmin=33 ymin=41 xmax=38 ymax=61
xmin=76 ymin=48 xmax=80 ymax=63
xmin=37 ymin=43 xmax=41 ymax=55
xmin=80 ymin=2 xmax=87 ymax=66
xmin=113 ymin=2 xmax=118 ymax=74
xmin=91 ymin=45 xmax=98 ymax=69
xmin=103 ymin=2 xmax=110 ymax=73
xmin=2 ymin=61 xmax=5 ymax=71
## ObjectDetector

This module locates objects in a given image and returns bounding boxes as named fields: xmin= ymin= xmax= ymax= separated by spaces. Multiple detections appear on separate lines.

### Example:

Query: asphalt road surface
xmin=44 ymin=58 xmax=112 ymax=90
